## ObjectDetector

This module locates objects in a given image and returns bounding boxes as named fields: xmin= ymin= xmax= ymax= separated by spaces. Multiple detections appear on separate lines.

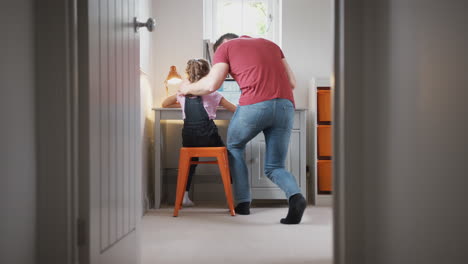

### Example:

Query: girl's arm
xmin=161 ymin=94 xmax=180 ymax=108
xmin=219 ymin=97 xmax=237 ymax=112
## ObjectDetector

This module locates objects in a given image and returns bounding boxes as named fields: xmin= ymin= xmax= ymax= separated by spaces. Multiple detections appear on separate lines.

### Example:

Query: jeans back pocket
xmin=238 ymin=103 xmax=269 ymax=129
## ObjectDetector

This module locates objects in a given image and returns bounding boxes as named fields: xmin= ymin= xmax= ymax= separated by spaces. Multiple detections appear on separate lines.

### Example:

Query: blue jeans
xmin=227 ymin=98 xmax=302 ymax=204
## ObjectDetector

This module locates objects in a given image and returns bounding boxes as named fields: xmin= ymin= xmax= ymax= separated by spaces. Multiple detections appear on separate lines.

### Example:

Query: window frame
xmin=203 ymin=0 xmax=281 ymax=45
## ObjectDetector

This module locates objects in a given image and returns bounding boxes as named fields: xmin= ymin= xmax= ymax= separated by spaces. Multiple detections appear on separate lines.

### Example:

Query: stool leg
xmin=217 ymin=150 xmax=236 ymax=216
xmin=174 ymin=150 xmax=191 ymax=217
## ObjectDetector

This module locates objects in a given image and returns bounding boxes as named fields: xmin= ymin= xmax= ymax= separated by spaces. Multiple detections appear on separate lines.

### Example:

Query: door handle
xmin=134 ymin=17 xmax=156 ymax=32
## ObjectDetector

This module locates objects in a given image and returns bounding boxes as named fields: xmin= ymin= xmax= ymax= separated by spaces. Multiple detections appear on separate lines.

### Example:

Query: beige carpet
xmin=141 ymin=204 xmax=333 ymax=264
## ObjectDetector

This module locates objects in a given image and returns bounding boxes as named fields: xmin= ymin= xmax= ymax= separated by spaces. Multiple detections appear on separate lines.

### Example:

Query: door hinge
xmin=77 ymin=218 xmax=86 ymax=247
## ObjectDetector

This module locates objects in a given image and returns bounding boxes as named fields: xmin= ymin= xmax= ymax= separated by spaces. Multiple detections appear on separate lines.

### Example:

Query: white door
xmin=79 ymin=0 xmax=153 ymax=263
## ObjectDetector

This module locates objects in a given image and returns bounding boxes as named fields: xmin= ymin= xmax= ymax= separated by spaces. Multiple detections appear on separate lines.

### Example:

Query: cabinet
xmin=310 ymin=77 xmax=333 ymax=206
xmin=316 ymin=88 xmax=332 ymax=194
xmin=245 ymin=110 xmax=307 ymax=200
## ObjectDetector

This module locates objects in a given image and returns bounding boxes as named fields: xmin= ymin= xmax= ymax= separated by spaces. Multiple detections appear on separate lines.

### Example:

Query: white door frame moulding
xmin=333 ymin=0 xmax=365 ymax=263
xmin=35 ymin=0 xmax=79 ymax=263
xmin=333 ymin=0 xmax=345 ymax=263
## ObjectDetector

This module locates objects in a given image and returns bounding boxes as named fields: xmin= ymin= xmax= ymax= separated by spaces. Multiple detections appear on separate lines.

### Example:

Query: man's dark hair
xmin=213 ymin=33 xmax=239 ymax=52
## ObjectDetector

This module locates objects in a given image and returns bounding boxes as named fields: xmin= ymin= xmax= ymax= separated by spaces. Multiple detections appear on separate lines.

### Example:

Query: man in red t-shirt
xmin=180 ymin=33 xmax=306 ymax=224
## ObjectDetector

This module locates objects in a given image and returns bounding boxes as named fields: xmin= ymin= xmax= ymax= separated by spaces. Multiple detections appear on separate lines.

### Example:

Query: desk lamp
xmin=165 ymin=65 xmax=182 ymax=96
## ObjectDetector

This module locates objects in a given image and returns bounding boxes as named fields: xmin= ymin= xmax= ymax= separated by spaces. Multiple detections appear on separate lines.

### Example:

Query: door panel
xmin=250 ymin=132 xmax=300 ymax=188
xmin=99 ymin=0 xmax=137 ymax=250
xmin=289 ymin=130 xmax=301 ymax=185
xmin=251 ymin=133 xmax=276 ymax=188
xmin=82 ymin=0 xmax=141 ymax=263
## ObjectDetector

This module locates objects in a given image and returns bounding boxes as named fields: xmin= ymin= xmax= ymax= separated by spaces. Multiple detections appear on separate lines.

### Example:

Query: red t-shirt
xmin=213 ymin=36 xmax=294 ymax=106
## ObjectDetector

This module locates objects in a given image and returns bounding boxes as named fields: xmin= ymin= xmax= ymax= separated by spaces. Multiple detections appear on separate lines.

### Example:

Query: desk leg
xmin=154 ymin=111 xmax=162 ymax=208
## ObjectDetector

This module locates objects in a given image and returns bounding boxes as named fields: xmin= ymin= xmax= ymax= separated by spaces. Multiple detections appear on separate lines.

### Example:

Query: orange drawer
xmin=317 ymin=160 xmax=332 ymax=192
xmin=317 ymin=90 xmax=332 ymax=122
xmin=317 ymin=125 xmax=332 ymax=157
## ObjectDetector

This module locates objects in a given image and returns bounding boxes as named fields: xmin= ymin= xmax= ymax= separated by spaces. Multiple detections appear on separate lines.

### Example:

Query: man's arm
xmin=282 ymin=58 xmax=296 ymax=90
xmin=179 ymin=63 xmax=229 ymax=96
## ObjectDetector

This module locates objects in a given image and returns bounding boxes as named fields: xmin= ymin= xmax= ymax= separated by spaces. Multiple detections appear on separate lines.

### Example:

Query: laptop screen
xmin=218 ymin=79 xmax=241 ymax=105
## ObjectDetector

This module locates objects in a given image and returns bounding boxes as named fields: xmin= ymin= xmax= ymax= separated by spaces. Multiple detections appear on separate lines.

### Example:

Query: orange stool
xmin=173 ymin=147 xmax=236 ymax=217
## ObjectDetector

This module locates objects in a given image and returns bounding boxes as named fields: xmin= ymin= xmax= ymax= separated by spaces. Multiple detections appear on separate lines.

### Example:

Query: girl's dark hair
xmin=186 ymin=58 xmax=210 ymax=83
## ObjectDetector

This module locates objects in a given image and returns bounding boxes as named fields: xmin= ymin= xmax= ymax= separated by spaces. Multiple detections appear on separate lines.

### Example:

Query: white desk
xmin=152 ymin=107 xmax=308 ymax=209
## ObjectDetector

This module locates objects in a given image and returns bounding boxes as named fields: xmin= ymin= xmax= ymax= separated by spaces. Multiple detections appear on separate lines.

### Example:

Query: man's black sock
xmin=235 ymin=202 xmax=250 ymax=215
xmin=280 ymin=193 xmax=306 ymax=224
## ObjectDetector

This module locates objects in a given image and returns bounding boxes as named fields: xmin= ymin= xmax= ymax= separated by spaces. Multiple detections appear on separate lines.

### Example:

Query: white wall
xmin=282 ymin=0 xmax=333 ymax=108
xmin=336 ymin=0 xmax=468 ymax=263
xmin=139 ymin=0 xmax=152 ymax=73
xmin=139 ymin=0 xmax=154 ymax=212
xmin=150 ymin=0 xmax=204 ymax=107
xmin=0 ymin=1 xmax=36 ymax=264
xmin=140 ymin=71 xmax=154 ymax=210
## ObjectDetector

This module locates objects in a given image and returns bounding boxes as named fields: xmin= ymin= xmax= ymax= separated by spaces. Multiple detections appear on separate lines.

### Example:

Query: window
xmin=204 ymin=0 xmax=281 ymax=45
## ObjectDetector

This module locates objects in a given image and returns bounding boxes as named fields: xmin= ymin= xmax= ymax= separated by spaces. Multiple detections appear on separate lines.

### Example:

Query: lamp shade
xmin=166 ymin=66 xmax=181 ymax=81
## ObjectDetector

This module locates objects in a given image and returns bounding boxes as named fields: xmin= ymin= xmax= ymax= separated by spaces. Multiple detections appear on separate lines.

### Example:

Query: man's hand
xmin=177 ymin=63 xmax=229 ymax=96
xmin=178 ymin=79 xmax=191 ymax=96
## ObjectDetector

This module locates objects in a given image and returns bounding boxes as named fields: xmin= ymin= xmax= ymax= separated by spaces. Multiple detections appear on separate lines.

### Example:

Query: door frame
xmin=35 ymin=0 xmax=79 ymax=263
xmin=333 ymin=0 xmax=366 ymax=263
xmin=333 ymin=0 xmax=345 ymax=263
